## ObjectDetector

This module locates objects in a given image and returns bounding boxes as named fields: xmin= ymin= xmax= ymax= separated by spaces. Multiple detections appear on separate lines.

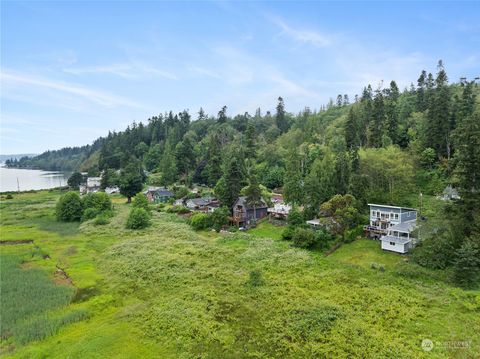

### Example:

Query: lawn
xmin=1 ymin=190 xmax=479 ymax=358
xmin=247 ymin=221 xmax=284 ymax=240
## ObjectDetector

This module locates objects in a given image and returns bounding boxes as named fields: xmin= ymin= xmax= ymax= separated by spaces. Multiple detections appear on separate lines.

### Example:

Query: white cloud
xmin=1 ymin=70 xmax=142 ymax=108
xmin=272 ymin=17 xmax=332 ymax=48
xmin=63 ymin=62 xmax=177 ymax=80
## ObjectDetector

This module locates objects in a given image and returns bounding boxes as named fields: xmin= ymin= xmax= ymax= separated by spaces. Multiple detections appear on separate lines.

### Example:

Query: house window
xmin=394 ymin=214 xmax=399 ymax=220
xmin=390 ymin=242 xmax=395 ymax=246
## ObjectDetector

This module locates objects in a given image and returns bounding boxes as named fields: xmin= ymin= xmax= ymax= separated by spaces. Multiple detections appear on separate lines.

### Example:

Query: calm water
xmin=0 ymin=166 xmax=70 ymax=192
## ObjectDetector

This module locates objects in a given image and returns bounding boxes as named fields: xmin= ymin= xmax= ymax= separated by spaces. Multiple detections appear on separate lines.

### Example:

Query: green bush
xmin=288 ymin=208 xmax=304 ymax=226
xmin=5 ymin=194 xmax=13 ymax=199
xmin=314 ymin=229 xmax=334 ymax=250
xmin=281 ymin=225 xmax=296 ymax=241
xmin=344 ymin=224 xmax=364 ymax=243
xmin=82 ymin=207 xmax=99 ymax=221
xmin=292 ymin=227 xmax=316 ymax=249
xmin=190 ymin=213 xmax=212 ymax=230
xmin=82 ymin=192 xmax=112 ymax=212
xmin=94 ymin=213 xmax=110 ymax=226
xmin=246 ymin=269 xmax=265 ymax=287
xmin=126 ymin=208 xmax=151 ymax=229
xmin=132 ymin=192 xmax=150 ymax=212
xmin=56 ymin=192 xmax=83 ymax=222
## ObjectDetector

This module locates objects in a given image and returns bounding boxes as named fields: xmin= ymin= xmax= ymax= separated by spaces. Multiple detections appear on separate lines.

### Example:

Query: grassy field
xmin=0 ymin=190 xmax=479 ymax=358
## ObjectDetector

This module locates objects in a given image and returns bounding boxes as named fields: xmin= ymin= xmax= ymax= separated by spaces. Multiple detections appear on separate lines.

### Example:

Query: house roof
xmin=143 ymin=187 xmax=173 ymax=196
xmin=188 ymin=197 xmax=214 ymax=206
xmin=380 ymin=235 xmax=412 ymax=245
xmin=368 ymin=203 xmax=416 ymax=212
xmin=388 ymin=220 xmax=417 ymax=233
xmin=234 ymin=196 xmax=267 ymax=210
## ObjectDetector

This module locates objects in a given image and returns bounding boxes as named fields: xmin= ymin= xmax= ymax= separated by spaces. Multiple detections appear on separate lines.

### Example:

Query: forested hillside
xmin=5 ymin=140 xmax=104 ymax=172
xmin=8 ymin=61 xmax=480 ymax=285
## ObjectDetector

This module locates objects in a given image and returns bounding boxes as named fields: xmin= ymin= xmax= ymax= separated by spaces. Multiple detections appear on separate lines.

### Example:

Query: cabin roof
xmin=380 ymin=235 xmax=412 ymax=245
xmin=388 ymin=220 xmax=417 ymax=233
xmin=368 ymin=203 xmax=416 ymax=211
xmin=234 ymin=196 xmax=268 ymax=209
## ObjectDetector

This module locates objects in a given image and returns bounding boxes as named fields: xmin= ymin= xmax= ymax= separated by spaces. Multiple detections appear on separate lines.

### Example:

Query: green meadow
xmin=0 ymin=190 xmax=479 ymax=358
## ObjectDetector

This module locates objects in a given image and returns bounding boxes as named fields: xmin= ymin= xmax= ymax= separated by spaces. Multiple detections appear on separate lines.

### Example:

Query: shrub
xmin=82 ymin=192 xmax=112 ymax=212
xmin=125 ymin=208 xmax=151 ymax=229
xmin=132 ymin=192 xmax=150 ymax=212
xmin=288 ymin=208 xmax=304 ymax=226
xmin=246 ymin=269 xmax=265 ymax=287
xmin=281 ymin=225 xmax=296 ymax=241
xmin=190 ymin=213 xmax=212 ymax=230
xmin=344 ymin=224 xmax=364 ymax=243
xmin=5 ymin=194 xmax=13 ymax=199
xmin=56 ymin=192 xmax=83 ymax=222
xmin=292 ymin=228 xmax=316 ymax=249
xmin=82 ymin=207 xmax=99 ymax=221
xmin=314 ymin=229 xmax=334 ymax=250
xmin=94 ymin=213 xmax=110 ymax=226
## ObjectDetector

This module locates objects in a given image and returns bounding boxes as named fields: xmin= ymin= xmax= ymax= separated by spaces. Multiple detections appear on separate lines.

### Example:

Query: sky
xmin=1 ymin=1 xmax=479 ymax=154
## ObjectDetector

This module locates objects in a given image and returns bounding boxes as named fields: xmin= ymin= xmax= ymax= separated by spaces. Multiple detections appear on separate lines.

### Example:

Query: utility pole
xmin=17 ymin=177 xmax=20 ymax=193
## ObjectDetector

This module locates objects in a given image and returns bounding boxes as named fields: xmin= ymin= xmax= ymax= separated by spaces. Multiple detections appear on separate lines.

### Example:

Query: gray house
xmin=232 ymin=196 xmax=268 ymax=227
xmin=365 ymin=204 xmax=418 ymax=254
xmin=143 ymin=187 xmax=174 ymax=203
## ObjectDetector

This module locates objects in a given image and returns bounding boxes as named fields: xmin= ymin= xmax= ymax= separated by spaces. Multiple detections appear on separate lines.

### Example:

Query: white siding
xmin=381 ymin=240 xmax=407 ymax=254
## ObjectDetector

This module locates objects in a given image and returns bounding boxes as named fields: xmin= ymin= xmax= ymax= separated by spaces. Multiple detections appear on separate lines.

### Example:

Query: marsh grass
xmin=0 ymin=251 xmax=88 ymax=346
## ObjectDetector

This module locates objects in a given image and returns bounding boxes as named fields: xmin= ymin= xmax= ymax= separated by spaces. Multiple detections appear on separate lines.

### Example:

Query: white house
xmin=80 ymin=177 xmax=101 ymax=194
xmin=380 ymin=220 xmax=418 ymax=254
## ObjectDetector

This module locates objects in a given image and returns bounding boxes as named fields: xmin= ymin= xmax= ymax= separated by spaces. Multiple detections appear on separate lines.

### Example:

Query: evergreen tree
xmin=334 ymin=151 xmax=350 ymax=195
xmin=245 ymin=120 xmax=256 ymax=159
xmin=218 ymin=106 xmax=228 ymax=124
xmin=345 ymin=107 xmax=359 ymax=150
xmin=426 ymin=60 xmax=451 ymax=158
xmin=204 ymin=134 xmax=223 ymax=186
xmin=416 ymin=70 xmax=427 ymax=112
xmin=158 ymin=140 xmax=177 ymax=185
xmin=275 ymin=97 xmax=288 ymax=133
xmin=453 ymin=111 xmax=480 ymax=237
xmin=214 ymin=152 xmax=245 ymax=208
xmin=244 ymin=172 xmax=262 ymax=221
xmin=175 ymin=136 xmax=195 ymax=182
xmin=385 ymin=80 xmax=400 ymax=144
xmin=368 ymin=88 xmax=385 ymax=148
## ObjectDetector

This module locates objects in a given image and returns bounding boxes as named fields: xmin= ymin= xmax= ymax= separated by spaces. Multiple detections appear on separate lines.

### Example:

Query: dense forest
xmin=7 ymin=61 xmax=480 ymax=285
